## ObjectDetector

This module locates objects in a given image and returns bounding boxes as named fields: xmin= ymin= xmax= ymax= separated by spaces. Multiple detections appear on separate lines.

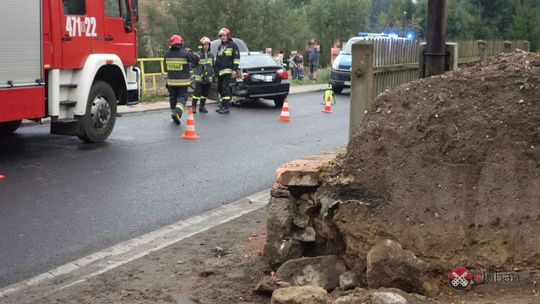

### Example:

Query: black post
xmin=425 ymin=0 xmax=446 ymax=77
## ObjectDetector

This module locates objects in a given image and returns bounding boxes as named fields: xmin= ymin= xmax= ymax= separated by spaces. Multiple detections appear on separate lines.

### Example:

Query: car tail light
xmin=242 ymin=73 xmax=249 ymax=81
xmin=277 ymin=69 xmax=288 ymax=80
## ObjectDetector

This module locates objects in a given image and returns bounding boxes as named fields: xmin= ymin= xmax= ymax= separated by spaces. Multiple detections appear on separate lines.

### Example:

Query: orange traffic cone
xmin=322 ymin=95 xmax=333 ymax=113
xmin=278 ymin=98 xmax=291 ymax=122
xmin=180 ymin=108 xmax=199 ymax=140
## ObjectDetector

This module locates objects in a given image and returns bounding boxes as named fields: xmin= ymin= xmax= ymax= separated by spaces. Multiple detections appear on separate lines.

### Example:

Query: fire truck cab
xmin=0 ymin=0 xmax=140 ymax=142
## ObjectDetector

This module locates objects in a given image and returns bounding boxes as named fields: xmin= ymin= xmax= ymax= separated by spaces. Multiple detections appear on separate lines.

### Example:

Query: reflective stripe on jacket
xmin=215 ymin=39 xmax=240 ymax=76
xmin=194 ymin=51 xmax=214 ymax=83
xmin=164 ymin=45 xmax=199 ymax=86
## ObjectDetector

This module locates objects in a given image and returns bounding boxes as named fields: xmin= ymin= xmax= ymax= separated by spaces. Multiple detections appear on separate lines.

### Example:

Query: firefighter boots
xmin=192 ymin=99 xmax=198 ymax=114
xmin=216 ymin=100 xmax=224 ymax=112
xmin=171 ymin=105 xmax=183 ymax=125
xmin=217 ymin=100 xmax=230 ymax=114
xmin=171 ymin=111 xmax=180 ymax=125
xmin=199 ymin=99 xmax=208 ymax=113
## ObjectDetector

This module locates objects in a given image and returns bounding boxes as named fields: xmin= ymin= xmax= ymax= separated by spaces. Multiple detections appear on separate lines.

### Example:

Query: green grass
xmin=290 ymin=67 xmax=330 ymax=86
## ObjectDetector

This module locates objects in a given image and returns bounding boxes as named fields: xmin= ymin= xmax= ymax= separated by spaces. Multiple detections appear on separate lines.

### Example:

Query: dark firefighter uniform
xmin=192 ymin=48 xmax=214 ymax=113
xmin=164 ymin=36 xmax=199 ymax=124
xmin=214 ymin=39 xmax=240 ymax=114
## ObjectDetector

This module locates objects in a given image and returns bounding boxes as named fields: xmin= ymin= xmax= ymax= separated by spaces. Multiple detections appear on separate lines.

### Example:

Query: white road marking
xmin=0 ymin=189 xmax=270 ymax=302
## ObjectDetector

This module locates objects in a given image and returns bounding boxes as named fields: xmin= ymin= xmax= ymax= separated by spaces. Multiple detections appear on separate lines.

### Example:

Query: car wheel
xmin=332 ymin=85 xmax=344 ymax=94
xmin=77 ymin=81 xmax=117 ymax=143
xmin=274 ymin=97 xmax=285 ymax=108
xmin=0 ymin=120 xmax=22 ymax=136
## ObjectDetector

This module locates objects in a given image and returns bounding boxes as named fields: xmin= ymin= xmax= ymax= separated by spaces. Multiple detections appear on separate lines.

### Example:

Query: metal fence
xmin=457 ymin=40 xmax=531 ymax=65
xmin=137 ymin=58 xmax=167 ymax=95
xmin=456 ymin=40 xmax=481 ymax=64
xmin=137 ymin=40 xmax=530 ymax=97
xmin=349 ymin=39 xmax=530 ymax=137
xmin=371 ymin=38 xmax=420 ymax=97
xmin=513 ymin=40 xmax=531 ymax=51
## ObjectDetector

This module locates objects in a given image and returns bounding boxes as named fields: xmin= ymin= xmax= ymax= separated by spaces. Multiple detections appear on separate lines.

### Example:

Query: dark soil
xmin=328 ymin=52 xmax=540 ymax=275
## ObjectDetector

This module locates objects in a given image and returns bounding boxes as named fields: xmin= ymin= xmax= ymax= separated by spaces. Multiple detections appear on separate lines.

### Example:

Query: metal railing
xmin=371 ymin=38 xmax=420 ymax=97
xmin=137 ymin=58 xmax=166 ymax=95
xmin=457 ymin=40 xmax=531 ymax=65
xmin=138 ymin=39 xmax=531 ymax=98
xmin=349 ymin=39 xmax=531 ymax=137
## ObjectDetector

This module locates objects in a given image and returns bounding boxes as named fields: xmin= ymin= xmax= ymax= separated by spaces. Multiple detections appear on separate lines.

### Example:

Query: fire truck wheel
xmin=78 ymin=81 xmax=117 ymax=143
xmin=0 ymin=120 xmax=22 ymax=136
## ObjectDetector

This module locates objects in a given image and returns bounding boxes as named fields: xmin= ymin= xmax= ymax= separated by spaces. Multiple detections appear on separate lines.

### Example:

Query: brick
xmin=275 ymin=160 xmax=331 ymax=187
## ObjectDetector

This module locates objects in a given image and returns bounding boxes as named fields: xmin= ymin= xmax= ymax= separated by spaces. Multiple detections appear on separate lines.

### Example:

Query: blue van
xmin=329 ymin=33 xmax=408 ymax=94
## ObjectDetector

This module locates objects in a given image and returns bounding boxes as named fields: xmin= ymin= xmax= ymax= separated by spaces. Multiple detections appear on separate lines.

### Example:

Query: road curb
xmin=118 ymin=83 xmax=329 ymax=115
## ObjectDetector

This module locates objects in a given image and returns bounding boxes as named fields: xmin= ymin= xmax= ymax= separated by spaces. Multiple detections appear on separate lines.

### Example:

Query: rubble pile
xmin=262 ymin=52 xmax=540 ymax=303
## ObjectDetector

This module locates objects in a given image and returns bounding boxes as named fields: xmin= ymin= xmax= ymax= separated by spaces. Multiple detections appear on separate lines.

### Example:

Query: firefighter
xmin=214 ymin=27 xmax=240 ymax=114
xmin=192 ymin=36 xmax=214 ymax=114
xmin=164 ymin=34 xmax=199 ymax=125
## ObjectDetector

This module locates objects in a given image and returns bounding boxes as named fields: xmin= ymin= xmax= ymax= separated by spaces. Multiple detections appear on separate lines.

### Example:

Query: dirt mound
xmin=331 ymin=52 xmax=540 ymax=273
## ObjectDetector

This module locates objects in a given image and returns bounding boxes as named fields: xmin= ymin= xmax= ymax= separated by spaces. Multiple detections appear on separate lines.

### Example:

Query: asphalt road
xmin=0 ymin=91 xmax=350 ymax=287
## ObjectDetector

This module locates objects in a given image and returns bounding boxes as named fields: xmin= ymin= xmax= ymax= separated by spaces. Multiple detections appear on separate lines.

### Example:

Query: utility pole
xmin=425 ymin=0 xmax=446 ymax=77
xmin=403 ymin=11 xmax=407 ymax=32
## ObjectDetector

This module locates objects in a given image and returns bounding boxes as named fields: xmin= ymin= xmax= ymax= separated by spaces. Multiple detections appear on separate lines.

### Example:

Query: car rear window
xmin=241 ymin=55 xmax=279 ymax=69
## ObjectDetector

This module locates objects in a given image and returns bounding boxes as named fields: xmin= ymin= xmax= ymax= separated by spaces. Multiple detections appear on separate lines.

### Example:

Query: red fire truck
xmin=0 ymin=0 xmax=140 ymax=142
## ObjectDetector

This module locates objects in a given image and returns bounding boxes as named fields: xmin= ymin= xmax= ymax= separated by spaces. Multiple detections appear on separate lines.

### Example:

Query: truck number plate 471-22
xmin=65 ymin=16 xmax=97 ymax=37
xmin=253 ymin=74 xmax=273 ymax=82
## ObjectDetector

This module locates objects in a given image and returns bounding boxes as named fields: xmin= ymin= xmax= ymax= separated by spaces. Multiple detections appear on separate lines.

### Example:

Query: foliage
xmin=515 ymin=76 xmax=534 ymax=90
xmin=509 ymin=0 xmax=540 ymax=50
xmin=137 ymin=0 xmax=540 ymax=61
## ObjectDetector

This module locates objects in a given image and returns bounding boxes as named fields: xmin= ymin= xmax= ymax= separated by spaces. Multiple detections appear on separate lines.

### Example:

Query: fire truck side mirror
xmin=131 ymin=0 xmax=139 ymax=22
xmin=124 ymin=12 xmax=133 ymax=32
xmin=123 ymin=0 xmax=134 ymax=33
xmin=124 ymin=22 xmax=133 ymax=33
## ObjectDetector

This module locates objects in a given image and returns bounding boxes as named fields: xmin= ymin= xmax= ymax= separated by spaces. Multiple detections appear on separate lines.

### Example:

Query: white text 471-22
xmin=65 ymin=16 xmax=97 ymax=38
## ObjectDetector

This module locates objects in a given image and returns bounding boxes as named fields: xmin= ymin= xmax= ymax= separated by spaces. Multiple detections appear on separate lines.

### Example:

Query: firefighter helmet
xmin=199 ymin=36 xmax=211 ymax=45
xmin=170 ymin=35 xmax=183 ymax=46
xmin=218 ymin=28 xmax=231 ymax=39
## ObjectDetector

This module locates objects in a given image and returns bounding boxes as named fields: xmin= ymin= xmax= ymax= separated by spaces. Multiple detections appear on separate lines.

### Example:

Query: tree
xmin=136 ymin=0 xmax=540 ymax=58
xmin=384 ymin=0 xmax=415 ymax=33
xmin=288 ymin=0 xmax=311 ymax=7
xmin=445 ymin=0 xmax=490 ymax=40
xmin=369 ymin=0 xmax=391 ymax=28
xmin=509 ymin=0 xmax=540 ymax=50
xmin=307 ymin=0 xmax=370 ymax=64
xmin=477 ymin=0 xmax=514 ymax=34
